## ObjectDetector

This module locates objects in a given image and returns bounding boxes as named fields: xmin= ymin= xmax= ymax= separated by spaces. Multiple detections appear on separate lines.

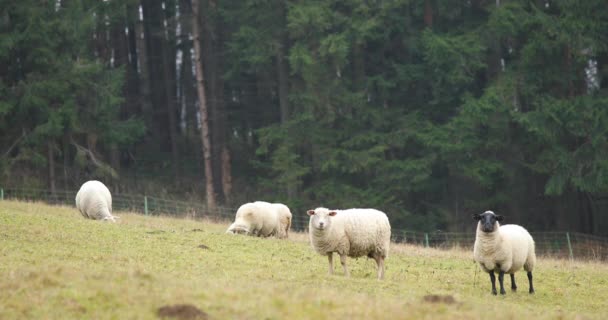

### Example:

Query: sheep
xmin=226 ymin=201 xmax=292 ymax=239
xmin=273 ymin=203 xmax=293 ymax=238
xmin=306 ymin=207 xmax=391 ymax=280
xmin=75 ymin=180 xmax=117 ymax=222
xmin=473 ymin=210 xmax=536 ymax=295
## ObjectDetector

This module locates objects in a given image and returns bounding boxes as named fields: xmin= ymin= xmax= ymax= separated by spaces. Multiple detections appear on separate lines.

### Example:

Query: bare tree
xmin=161 ymin=4 xmax=181 ymax=182
xmin=191 ymin=0 xmax=217 ymax=211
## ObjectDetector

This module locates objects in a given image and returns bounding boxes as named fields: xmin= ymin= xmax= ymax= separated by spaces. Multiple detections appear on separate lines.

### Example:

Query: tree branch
xmin=2 ymin=130 xmax=28 ymax=158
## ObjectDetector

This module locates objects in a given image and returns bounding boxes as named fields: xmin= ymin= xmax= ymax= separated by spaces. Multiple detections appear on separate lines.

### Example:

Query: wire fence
xmin=1 ymin=187 xmax=607 ymax=261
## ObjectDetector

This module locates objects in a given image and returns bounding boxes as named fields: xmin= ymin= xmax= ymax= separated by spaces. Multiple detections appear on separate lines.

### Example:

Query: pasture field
xmin=1 ymin=200 xmax=607 ymax=319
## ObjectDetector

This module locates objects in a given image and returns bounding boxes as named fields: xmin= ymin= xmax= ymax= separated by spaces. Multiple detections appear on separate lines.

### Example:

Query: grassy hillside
xmin=1 ymin=200 xmax=607 ymax=319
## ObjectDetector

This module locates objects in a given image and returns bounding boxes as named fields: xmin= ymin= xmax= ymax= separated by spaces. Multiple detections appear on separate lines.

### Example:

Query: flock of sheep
xmin=75 ymin=180 xmax=536 ymax=295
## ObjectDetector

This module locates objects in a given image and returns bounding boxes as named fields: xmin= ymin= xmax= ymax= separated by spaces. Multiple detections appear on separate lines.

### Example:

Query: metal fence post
xmin=566 ymin=232 xmax=574 ymax=260
xmin=144 ymin=196 xmax=148 ymax=216
xmin=425 ymin=233 xmax=430 ymax=248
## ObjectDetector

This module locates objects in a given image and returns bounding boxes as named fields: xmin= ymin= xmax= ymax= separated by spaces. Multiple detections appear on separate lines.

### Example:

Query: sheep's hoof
xmin=529 ymin=289 xmax=535 ymax=294
xmin=492 ymin=290 xmax=497 ymax=295
xmin=500 ymin=290 xmax=506 ymax=295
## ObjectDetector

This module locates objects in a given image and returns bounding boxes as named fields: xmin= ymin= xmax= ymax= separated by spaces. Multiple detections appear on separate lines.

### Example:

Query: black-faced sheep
xmin=473 ymin=210 xmax=536 ymax=295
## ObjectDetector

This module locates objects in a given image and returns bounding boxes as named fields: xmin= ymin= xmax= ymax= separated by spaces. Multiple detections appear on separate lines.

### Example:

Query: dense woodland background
xmin=1 ymin=0 xmax=608 ymax=234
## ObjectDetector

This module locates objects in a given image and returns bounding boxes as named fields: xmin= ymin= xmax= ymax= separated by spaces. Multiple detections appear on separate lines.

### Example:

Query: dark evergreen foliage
xmin=1 ymin=0 xmax=607 ymax=234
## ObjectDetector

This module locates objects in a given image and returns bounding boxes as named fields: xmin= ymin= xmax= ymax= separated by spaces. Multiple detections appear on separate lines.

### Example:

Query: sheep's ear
xmin=472 ymin=213 xmax=481 ymax=221
xmin=328 ymin=211 xmax=337 ymax=216
xmin=306 ymin=210 xmax=315 ymax=216
xmin=495 ymin=215 xmax=504 ymax=221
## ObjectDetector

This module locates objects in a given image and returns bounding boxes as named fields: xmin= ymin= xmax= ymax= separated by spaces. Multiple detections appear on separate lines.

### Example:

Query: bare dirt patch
xmin=157 ymin=304 xmax=208 ymax=319
xmin=197 ymin=244 xmax=210 ymax=250
xmin=422 ymin=294 xmax=457 ymax=304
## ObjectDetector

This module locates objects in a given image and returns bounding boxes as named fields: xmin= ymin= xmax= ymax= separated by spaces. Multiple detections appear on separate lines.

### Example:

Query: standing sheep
xmin=75 ymin=180 xmax=117 ymax=222
xmin=473 ymin=210 xmax=536 ymax=295
xmin=226 ymin=201 xmax=292 ymax=239
xmin=306 ymin=207 xmax=391 ymax=280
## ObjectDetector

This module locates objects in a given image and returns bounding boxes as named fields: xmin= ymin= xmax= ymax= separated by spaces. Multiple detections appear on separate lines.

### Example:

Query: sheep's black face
xmin=472 ymin=210 xmax=503 ymax=233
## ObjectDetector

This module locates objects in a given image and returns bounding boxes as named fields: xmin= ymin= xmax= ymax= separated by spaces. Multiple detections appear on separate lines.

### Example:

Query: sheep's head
xmin=473 ymin=210 xmax=503 ymax=233
xmin=226 ymin=224 xmax=249 ymax=235
xmin=306 ymin=207 xmax=337 ymax=231
xmin=102 ymin=216 xmax=118 ymax=223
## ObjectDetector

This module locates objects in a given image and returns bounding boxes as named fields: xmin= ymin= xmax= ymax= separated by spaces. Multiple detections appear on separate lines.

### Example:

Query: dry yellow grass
xmin=1 ymin=200 xmax=607 ymax=319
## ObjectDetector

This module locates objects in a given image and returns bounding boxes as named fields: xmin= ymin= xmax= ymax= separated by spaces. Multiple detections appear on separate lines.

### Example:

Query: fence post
xmin=566 ymin=232 xmax=574 ymax=260
xmin=425 ymin=233 xmax=430 ymax=248
xmin=144 ymin=196 xmax=148 ymax=216
xmin=0 ymin=188 xmax=3 ymax=200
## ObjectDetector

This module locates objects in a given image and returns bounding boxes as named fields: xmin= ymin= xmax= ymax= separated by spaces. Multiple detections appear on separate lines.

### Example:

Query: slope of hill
xmin=1 ymin=200 xmax=607 ymax=319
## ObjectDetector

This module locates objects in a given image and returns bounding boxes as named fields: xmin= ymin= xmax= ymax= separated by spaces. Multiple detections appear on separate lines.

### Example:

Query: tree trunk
xmin=200 ymin=0 xmax=227 ymax=203
xmin=276 ymin=1 xmax=290 ymax=125
xmin=161 ymin=5 xmax=181 ymax=182
xmin=134 ymin=8 xmax=153 ymax=125
xmin=276 ymin=27 xmax=295 ymax=200
xmin=181 ymin=45 xmax=198 ymax=141
xmin=141 ymin=0 xmax=166 ymax=150
xmin=62 ymin=133 xmax=70 ymax=190
xmin=221 ymin=146 xmax=232 ymax=205
xmin=178 ymin=0 xmax=197 ymax=141
xmin=48 ymin=141 xmax=56 ymax=195
xmin=424 ymin=0 xmax=433 ymax=28
xmin=192 ymin=0 xmax=217 ymax=212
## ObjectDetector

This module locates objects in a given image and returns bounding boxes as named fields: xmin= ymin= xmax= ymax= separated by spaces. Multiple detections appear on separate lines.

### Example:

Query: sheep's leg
xmin=489 ymin=271 xmax=497 ymax=295
xmin=339 ymin=254 xmax=350 ymax=277
xmin=510 ymin=274 xmax=517 ymax=292
xmin=498 ymin=271 xmax=506 ymax=295
xmin=373 ymin=255 xmax=385 ymax=280
xmin=527 ymin=271 xmax=535 ymax=294
xmin=327 ymin=253 xmax=334 ymax=275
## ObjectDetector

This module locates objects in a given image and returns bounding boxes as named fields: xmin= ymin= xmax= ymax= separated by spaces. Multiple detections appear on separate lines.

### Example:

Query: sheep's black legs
xmin=510 ymin=274 xmax=517 ymax=292
xmin=527 ymin=271 xmax=535 ymax=294
xmin=489 ymin=271 xmax=497 ymax=295
xmin=498 ymin=271 xmax=506 ymax=295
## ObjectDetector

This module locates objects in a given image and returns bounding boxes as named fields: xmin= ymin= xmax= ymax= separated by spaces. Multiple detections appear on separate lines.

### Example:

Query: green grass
xmin=1 ymin=200 xmax=607 ymax=319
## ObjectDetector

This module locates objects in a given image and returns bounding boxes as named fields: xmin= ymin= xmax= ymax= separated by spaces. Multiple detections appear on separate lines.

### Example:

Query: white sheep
xmin=226 ymin=201 xmax=292 ymax=239
xmin=273 ymin=202 xmax=293 ymax=238
xmin=306 ymin=207 xmax=391 ymax=280
xmin=75 ymin=180 xmax=117 ymax=222
xmin=473 ymin=210 xmax=536 ymax=295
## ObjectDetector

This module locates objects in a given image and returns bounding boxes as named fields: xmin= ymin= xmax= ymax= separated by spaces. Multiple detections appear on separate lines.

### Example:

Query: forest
xmin=1 ymin=0 xmax=608 ymax=234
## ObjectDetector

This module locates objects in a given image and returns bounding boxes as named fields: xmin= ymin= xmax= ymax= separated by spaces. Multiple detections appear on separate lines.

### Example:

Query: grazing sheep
xmin=273 ymin=203 xmax=293 ymax=238
xmin=226 ymin=201 xmax=292 ymax=239
xmin=306 ymin=207 xmax=391 ymax=280
xmin=473 ymin=210 xmax=536 ymax=295
xmin=75 ymin=180 xmax=117 ymax=222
